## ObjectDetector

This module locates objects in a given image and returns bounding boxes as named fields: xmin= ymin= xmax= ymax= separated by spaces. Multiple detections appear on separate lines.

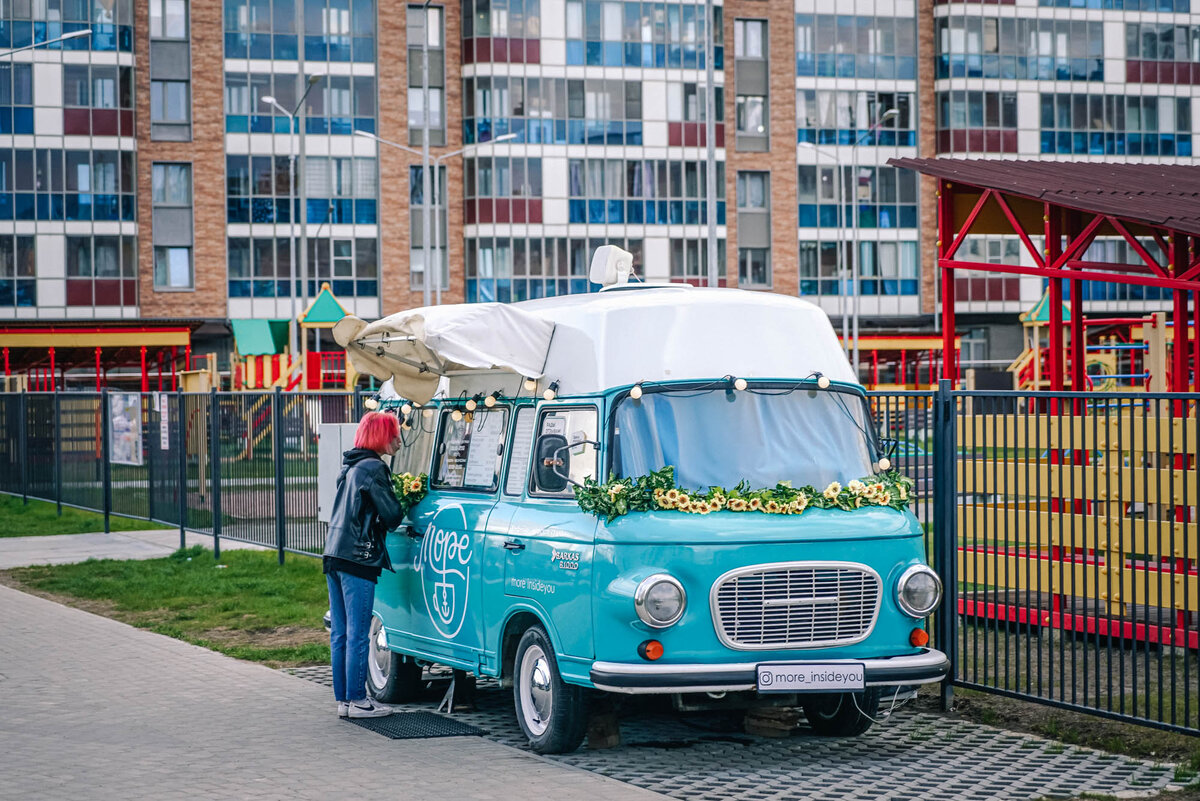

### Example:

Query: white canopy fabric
xmin=332 ymin=303 xmax=555 ymax=403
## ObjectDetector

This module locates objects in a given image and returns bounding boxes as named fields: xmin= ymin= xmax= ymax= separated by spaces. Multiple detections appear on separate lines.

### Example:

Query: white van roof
xmin=336 ymin=285 xmax=856 ymax=403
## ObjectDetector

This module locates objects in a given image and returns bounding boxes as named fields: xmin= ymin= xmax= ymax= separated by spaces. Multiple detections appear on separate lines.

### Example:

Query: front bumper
xmin=590 ymin=649 xmax=950 ymax=694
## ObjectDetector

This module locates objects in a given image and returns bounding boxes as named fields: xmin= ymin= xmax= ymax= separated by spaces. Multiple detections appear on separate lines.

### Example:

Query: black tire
xmin=366 ymin=615 xmax=424 ymax=704
xmin=801 ymin=688 xmax=881 ymax=736
xmin=512 ymin=626 xmax=587 ymax=754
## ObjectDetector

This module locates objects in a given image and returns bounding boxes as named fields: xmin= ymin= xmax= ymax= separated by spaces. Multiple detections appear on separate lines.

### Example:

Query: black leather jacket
xmin=323 ymin=448 xmax=406 ymax=572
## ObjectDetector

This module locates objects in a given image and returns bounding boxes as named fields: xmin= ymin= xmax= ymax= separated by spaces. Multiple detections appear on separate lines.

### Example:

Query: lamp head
xmin=62 ymin=29 xmax=92 ymax=39
xmin=307 ymin=73 xmax=325 ymax=85
xmin=881 ymin=108 xmax=899 ymax=121
xmin=261 ymin=96 xmax=276 ymax=105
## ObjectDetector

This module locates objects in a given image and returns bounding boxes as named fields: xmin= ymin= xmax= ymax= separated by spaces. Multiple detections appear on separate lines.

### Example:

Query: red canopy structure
xmin=888 ymin=158 xmax=1200 ymax=392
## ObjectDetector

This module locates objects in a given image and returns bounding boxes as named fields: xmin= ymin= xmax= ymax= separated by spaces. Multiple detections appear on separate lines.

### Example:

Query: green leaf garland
xmin=574 ymin=466 xmax=914 ymax=523
xmin=390 ymin=471 xmax=430 ymax=517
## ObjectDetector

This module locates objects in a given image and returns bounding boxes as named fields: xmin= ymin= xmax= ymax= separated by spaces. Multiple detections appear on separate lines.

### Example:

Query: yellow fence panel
xmin=957 ymin=506 xmax=1200 ymax=559
xmin=958 ymin=460 xmax=1197 ymax=505
xmin=959 ymin=415 xmax=1197 ymax=453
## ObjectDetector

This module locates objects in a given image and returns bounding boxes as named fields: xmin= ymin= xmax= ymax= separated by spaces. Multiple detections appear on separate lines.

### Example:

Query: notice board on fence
xmin=109 ymin=392 xmax=143 ymax=466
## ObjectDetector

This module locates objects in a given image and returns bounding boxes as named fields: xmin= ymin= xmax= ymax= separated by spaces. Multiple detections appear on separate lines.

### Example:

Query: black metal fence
xmin=1 ymin=384 xmax=1197 ymax=735
xmin=0 ymin=389 xmax=365 ymax=562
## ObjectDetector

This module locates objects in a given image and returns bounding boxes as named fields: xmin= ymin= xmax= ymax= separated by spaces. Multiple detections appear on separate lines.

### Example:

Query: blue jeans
xmin=327 ymin=570 xmax=376 ymax=703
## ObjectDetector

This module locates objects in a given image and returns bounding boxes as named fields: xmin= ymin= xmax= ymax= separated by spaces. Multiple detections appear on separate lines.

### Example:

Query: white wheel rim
xmin=519 ymin=643 xmax=554 ymax=737
xmin=368 ymin=615 xmax=390 ymax=690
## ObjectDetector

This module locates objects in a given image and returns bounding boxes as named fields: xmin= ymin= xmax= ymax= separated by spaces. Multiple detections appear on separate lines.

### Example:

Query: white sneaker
xmin=347 ymin=698 xmax=393 ymax=719
xmin=337 ymin=702 xmax=348 ymax=718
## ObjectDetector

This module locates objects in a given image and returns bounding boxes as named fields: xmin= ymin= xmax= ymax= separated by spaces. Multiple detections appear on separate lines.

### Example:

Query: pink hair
xmin=354 ymin=411 xmax=400 ymax=452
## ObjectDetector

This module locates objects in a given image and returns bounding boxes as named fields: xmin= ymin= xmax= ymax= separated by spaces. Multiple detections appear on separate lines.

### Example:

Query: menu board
xmin=464 ymin=412 xmax=506 ymax=487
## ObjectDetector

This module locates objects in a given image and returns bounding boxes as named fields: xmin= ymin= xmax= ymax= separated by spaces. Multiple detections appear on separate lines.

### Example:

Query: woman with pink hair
xmin=323 ymin=410 xmax=406 ymax=719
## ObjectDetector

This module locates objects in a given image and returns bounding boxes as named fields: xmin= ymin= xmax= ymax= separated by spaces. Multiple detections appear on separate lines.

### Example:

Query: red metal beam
xmin=941 ymin=258 xmax=1200 ymax=291
xmin=1109 ymin=216 xmax=1167 ymax=277
xmin=48 ymin=347 xmax=56 ymax=392
xmin=1047 ymin=205 xmax=1064 ymax=391
xmin=940 ymin=180 xmax=957 ymax=384
xmin=944 ymin=189 xmax=992 ymax=260
xmin=1051 ymin=213 xmax=1105 ymax=270
xmin=991 ymin=190 xmax=1045 ymax=268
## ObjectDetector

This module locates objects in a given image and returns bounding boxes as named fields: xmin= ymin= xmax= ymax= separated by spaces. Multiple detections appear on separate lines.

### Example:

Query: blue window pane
xmin=669 ymin=200 xmax=683 ymax=224
xmin=253 ymin=280 xmax=276 ymax=297
xmin=329 ymin=37 xmax=351 ymax=61
xmin=249 ymin=32 xmax=271 ymax=58
xmin=587 ymin=199 xmax=605 ymax=224
xmin=586 ymin=41 xmax=602 ymax=65
xmin=570 ymin=279 xmax=587 ymax=295
xmin=250 ymin=114 xmax=272 ymax=133
xmin=354 ymin=117 xmax=375 ymax=134
xmin=0 ymin=194 xmax=12 ymax=220
xmin=12 ymin=108 xmax=32 ymax=134
xmin=0 ymin=22 xmax=11 ymax=49
xmin=566 ymin=41 xmax=584 ymax=65
xmin=227 ymin=198 xmax=250 ymax=223
xmin=16 ymin=279 xmax=36 ymax=305
xmin=465 ymin=279 xmax=478 ymax=303
xmin=357 ymin=280 xmax=377 ymax=296
xmin=224 ymin=32 xmax=244 ymax=55
xmin=65 ymin=194 xmax=83 ymax=220
xmin=354 ymin=199 xmax=376 ymax=224
xmin=251 ymin=198 xmax=275 ymax=222
xmin=625 ymin=200 xmax=644 ymax=224
xmin=568 ymin=199 xmax=585 ymax=223
xmin=11 ymin=21 xmax=31 ymax=48
xmin=496 ymin=280 xmax=512 ymax=303
xmin=607 ymin=199 xmax=623 ymax=223
xmin=899 ymin=205 xmax=917 ymax=228
xmin=35 ymin=194 xmax=49 ymax=220
xmin=306 ymin=116 xmax=329 ymax=134
xmin=0 ymin=280 xmax=12 ymax=305
xmin=275 ymin=198 xmax=291 ymax=222
xmin=274 ymin=34 xmax=298 ymax=59
xmin=122 ymin=195 xmax=136 ymax=221
xmin=16 ymin=193 xmax=35 ymax=220
xmin=353 ymin=36 xmax=374 ymax=62
xmin=307 ymin=199 xmax=329 ymax=224
xmin=226 ymin=115 xmax=249 ymax=133
xmin=305 ymin=36 xmax=326 ymax=60
xmin=332 ymin=280 xmax=355 ymax=296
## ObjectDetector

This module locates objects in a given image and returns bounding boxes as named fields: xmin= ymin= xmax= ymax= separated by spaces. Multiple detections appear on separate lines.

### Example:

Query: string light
xmin=363 ymin=397 xmax=379 ymax=410
xmin=422 ymin=408 xmax=434 ymax=419
xmin=630 ymin=384 xmax=643 ymax=400
xmin=817 ymin=375 xmax=831 ymax=389
xmin=401 ymin=403 xmax=412 ymax=415
xmin=451 ymin=408 xmax=464 ymax=422
xmin=523 ymin=377 xmax=537 ymax=392
xmin=543 ymin=381 xmax=560 ymax=401
xmin=733 ymin=377 xmax=748 ymax=391
xmin=484 ymin=394 xmax=497 ymax=408
xmin=878 ymin=457 xmax=891 ymax=471
xmin=465 ymin=397 xmax=478 ymax=412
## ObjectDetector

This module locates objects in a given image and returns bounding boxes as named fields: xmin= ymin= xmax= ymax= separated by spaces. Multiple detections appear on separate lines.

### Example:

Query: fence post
xmin=54 ymin=390 xmax=63 ymax=516
xmin=273 ymin=386 xmax=286 ymax=565
xmin=210 ymin=387 xmax=221 ymax=560
xmin=932 ymin=378 xmax=957 ymax=711
xmin=18 ymin=390 xmax=27 ymax=505
xmin=101 ymin=388 xmax=111 ymax=534
xmin=177 ymin=390 xmax=187 ymax=551
xmin=147 ymin=394 xmax=156 ymax=523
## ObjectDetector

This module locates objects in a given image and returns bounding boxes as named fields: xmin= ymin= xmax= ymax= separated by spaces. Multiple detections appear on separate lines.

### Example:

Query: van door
xmin=485 ymin=405 xmax=598 ymax=664
xmin=383 ymin=406 xmax=508 ymax=670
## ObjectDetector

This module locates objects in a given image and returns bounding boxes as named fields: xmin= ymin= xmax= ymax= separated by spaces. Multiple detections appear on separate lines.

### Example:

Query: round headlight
xmin=634 ymin=574 xmax=686 ymax=628
xmin=897 ymin=565 xmax=942 ymax=618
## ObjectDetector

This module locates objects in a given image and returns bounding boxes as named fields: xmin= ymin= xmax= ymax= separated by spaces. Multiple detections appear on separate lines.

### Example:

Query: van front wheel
xmin=366 ymin=615 xmax=423 ymax=704
xmin=512 ymin=626 xmax=587 ymax=754
xmin=801 ymin=689 xmax=880 ymax=737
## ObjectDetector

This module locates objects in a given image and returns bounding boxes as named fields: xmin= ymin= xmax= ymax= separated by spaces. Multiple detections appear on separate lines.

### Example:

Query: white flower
xmin=847 ymin=480 xmax=867 ymax=495
xmin=822 ymin=481 xmax=842 ymax=500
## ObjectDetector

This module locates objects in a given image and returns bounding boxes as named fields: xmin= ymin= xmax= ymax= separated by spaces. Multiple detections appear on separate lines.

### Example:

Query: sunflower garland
xmin=574 ymin=466 xmax=913 ymax=523
xmin=391 ymin=471 xmax=430 ymax=516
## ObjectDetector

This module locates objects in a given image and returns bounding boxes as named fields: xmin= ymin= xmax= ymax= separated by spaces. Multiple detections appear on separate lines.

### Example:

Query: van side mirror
xmin=878 ymin=437 xmax=899 ymax=459
xmin=535 ymin=434 xmax=570 ymax=493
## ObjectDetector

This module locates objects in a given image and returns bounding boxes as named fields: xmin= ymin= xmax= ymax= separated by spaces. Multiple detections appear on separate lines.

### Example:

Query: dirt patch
xmin=199 ymin=624 xmax=327 ymax=650
xmin=0 ymin=571 xmax=128 ymax=621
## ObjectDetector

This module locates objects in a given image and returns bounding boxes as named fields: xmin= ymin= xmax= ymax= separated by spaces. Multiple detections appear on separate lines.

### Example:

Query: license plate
xmin=756 ymin=663 xmax=865 ymax=693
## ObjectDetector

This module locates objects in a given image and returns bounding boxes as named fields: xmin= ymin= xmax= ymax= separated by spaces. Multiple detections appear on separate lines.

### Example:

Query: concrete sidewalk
xmin=0 ymin=529 xmax=269 ymax=569
xmin=0 ymin=583 xmax=663 ymax=801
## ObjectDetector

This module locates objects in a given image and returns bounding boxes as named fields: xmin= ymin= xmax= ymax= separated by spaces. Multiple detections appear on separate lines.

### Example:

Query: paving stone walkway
xmin=0 ymin=584 xmax=662 ymax=801
xmin=0 ymin=529 xmax=266 ymax=569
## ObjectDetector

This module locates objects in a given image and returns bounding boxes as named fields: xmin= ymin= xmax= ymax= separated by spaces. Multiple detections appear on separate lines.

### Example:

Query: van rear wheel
xmin=801 ymin=688 xmax=880 ymax=737
xmin=512 ymin=626 xmax=587 ymax=754
xmin=366 ymin=615 xmax=423 ymax=704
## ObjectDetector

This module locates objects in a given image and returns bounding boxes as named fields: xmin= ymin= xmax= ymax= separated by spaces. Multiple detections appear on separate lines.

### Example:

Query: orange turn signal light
xmin=910 ymin=628 xmax=929 ymax=647
xmin=638 ymin=639 xmax=664 ymax=661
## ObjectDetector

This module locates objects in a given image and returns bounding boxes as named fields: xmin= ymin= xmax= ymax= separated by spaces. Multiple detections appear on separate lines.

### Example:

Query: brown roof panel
xmin=888 ymin=158 xmax=1200 ymax=236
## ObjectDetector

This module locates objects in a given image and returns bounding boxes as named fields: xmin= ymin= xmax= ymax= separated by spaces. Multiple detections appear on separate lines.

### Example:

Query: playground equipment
xmin=1008 ymin=292 xmax=1181 ymax=392
xmin=849 ymin=335 xmax=962 ymax=391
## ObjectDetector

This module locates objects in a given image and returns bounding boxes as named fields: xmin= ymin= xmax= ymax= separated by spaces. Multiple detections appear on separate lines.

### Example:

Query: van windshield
xmin=613 ymin=386 xmax=878 ymax=491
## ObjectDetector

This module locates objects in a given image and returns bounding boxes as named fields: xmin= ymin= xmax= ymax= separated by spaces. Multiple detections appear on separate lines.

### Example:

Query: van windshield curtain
xmin=614 ymin=388 xmax=877 ymax=491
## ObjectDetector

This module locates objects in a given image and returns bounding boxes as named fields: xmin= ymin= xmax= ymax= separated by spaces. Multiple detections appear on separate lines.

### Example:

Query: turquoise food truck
xmin=333 ymin=246 xmax=947 ymax=754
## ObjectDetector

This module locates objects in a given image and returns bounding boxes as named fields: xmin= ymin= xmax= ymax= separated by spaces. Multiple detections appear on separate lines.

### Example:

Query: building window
xmin=150 ymin=0 xmax=188 ymax=38
xmin=567 ymin=158 xmax=725 ymax=225
xmin=464 ymin=236 xmax=641 ymax=302
xmin=407 ymin=4 xmax=445 ymax=145
xmin=62 ymin=65 xmax=135 ymax=135
xmin=1126 ymin=23 xmax=1200 ymax=62
xmin=797 ymin=91 xmax=915 ymax=147
xmin=797 ymin=165 xmax=917 ymax=230
xmin=735 ymin=95 xmax=766 ymax=135
xmin=65 ymin=235 xmax=138 ymax=306
xmin=224 ymin=73 xmax=376 ymax=135
xmin=738 ymin=248 xmax=770 ymax=288
xmin=152 ymin=163 xmax=193 ymax=290
xmin=936 ymin=90 xmax=1018 ymax=153
xmin=463 ymin=76 xmax=644 ymax=145
xmin=305 ymin=156 xmax=377 ymax=224
xmin=229 ymin=237 xmax=376 ymax=299
xmin=736 ymin=171 xmax=768 ymax=209
xmin=0 ymin=149 xmax=136 ymax=222
xmin=562 ymin=0 xmax=721 ymax=69
xmin=667 ymin=83 xmax=724 ymax=123
xmin=0 ymin=236 xmax=35 ymax=308
xmin=669 ymin=239 xmax=727 ymax=284
xmin=734 ymin=19 xmax=766 ymax=59
xmin=795 ymin=14 xmax=917 ymax=80
xmin=151 ymin=80 xmax=190 ymax=123
xmin=936 ymin=17 xmax=1102 ymax=81
xmin=463 ymin=156 xmax=542 ymax=224
xmin=0 ymin=63 xmax=33 ymax=134
xmin=799 ymin=241 xmax=918 ymax=297
xmin=409 ymin=164 xmax=448 ymax=291
xmin=1038 ymin=94 xmax=1191 ymax=157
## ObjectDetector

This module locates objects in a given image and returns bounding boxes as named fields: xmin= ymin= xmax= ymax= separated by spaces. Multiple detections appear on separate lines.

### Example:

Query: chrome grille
xmin=712 ymin=563 xmax=881 ymax=649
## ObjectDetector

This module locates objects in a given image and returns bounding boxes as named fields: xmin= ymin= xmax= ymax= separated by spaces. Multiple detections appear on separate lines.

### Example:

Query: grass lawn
xmin=0 ymin=545 xmax=329 ymax=667
xmin=0 ymin=494 xmax=172 ymax=537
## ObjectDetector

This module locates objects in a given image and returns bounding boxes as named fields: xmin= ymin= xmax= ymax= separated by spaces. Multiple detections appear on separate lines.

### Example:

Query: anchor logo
xmin=416 ymin=512 xmax=473 ymax=639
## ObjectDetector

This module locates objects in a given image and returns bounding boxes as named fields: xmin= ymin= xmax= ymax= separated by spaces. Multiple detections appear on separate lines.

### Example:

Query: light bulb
xmin=422 ymin=408 xmax=434 ymax=419
xmin=401 ymin=421 xmax=411 ymax=431
xmin=484 ymin=394 xmax=496 ymax=408
xmin=878 ymin=457 xmax=891 ymax=471
xmin=465 ymin=398 xmax=477 ymax=411
xmin=630 ymin=384 xmax=643 ymax=400
xmin=733 ymin=377 xmax=747 ymax=391
xmin=817 ymin=376 xmax=831 ymax=389
xmin=451 ymin=409 xmax=463 ymax=421
xmin=543 ymin=388 xmax=556 ymax=401
xmin=523 ymin=377 xmax=537 ymax=391
xmin=401 ymin=403 xmax=412 ymax=415
xmin=364 ymin=397 xmax=379 ymax=410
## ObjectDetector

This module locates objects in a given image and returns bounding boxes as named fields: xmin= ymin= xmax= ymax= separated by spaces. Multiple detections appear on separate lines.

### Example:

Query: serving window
xmin=432 ymin=407 xmax=509 ymax=492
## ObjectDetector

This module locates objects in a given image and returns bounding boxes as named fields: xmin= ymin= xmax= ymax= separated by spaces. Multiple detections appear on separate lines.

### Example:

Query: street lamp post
xmin=703 ymin=0 xmax=717 ymax=288
xmin=262 ymin=73 xmax=324 ymax=363
xmin=0 ymin=28 xmax=90 ymax=59
xmin=420 ymin=0 xmax=434 ymax=308
xmin=849 ymin=107 xmax=899 ymax=377
xmin=798 ymin=141 xmax=847 ymax=355
xmin=355 ymin=130 xmax=518 ymax=306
